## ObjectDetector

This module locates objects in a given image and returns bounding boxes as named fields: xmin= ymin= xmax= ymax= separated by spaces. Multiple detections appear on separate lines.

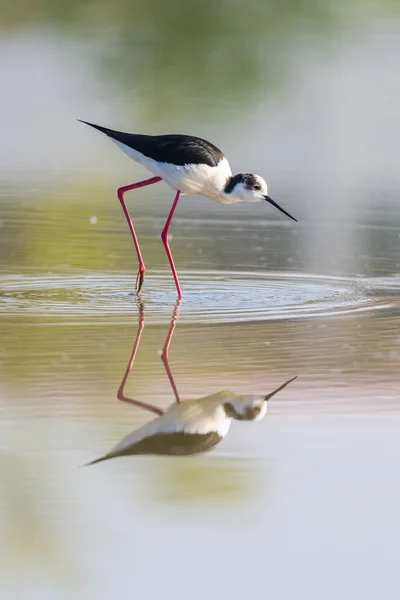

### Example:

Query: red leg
xmin=117 ymin=302 xmax=164 ymax=416
xmin=161 ymin=190 xmax=182 ymax=298
xmin=117 ymin=176 xmax=162 ymax=294
xmin=161 ymin=301 xmax=181 ymax=403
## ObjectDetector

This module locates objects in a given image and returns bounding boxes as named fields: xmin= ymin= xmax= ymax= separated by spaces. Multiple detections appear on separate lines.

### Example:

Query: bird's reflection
xmin=86 ymin=302 xmax=296 ymax=465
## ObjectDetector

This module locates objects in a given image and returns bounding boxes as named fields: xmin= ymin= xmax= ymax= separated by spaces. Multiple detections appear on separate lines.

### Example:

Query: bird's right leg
xmin=117 ymin=176 xmax=162 ymax=293
xmin=161 ymin=301 xmax=182 ymax=404
xmin=117 ymin=302 xmax=164 ymax=416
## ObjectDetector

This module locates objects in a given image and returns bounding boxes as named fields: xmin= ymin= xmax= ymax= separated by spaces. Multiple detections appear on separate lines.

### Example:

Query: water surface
xmin=1 ymin=3 xmax=400 ymax=599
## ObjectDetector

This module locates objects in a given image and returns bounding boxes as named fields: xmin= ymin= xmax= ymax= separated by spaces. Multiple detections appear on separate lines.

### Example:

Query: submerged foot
xmin=136 ymin=269 xmax=145 ymax=294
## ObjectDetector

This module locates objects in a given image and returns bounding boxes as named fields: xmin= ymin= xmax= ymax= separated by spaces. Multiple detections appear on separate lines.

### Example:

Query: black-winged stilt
xmin=79 ymin=120 xmax=298 ymax=298
xmin=85 ymin=303 xmax=297 ymax=465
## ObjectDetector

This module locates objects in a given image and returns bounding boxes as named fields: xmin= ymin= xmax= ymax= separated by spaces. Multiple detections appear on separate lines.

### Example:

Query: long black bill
xmin=264 ymin=376 xmax=297 ymax=402
xmin=264 ymin=195 xmax=297 ymax=222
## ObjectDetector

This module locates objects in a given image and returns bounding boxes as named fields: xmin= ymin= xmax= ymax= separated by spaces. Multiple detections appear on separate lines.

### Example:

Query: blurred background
xmin=1 ymin=1 xmax=400 ymax=599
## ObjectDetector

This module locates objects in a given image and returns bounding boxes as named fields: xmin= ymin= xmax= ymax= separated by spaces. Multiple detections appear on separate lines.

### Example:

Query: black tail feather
xmin=78 ymin=119 xmax=224 ymax=167
xmin=81 ymin=453 xmax=114 ymax=467
xmin=77 ymin=120 xmax=126 ymax=140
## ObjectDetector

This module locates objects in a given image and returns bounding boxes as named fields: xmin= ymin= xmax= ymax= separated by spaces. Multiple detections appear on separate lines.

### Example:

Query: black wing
xmin=85 ymin=431 xmax=222 ymax=465
xmin=79 ymin=120 xmax=224 ymax=168
xmin=128 ymin=431 xmax=223 ymax=456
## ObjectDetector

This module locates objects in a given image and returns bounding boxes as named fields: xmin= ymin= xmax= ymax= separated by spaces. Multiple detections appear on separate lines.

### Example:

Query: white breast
xmin=112 ymin=140 xmax=232 ymax=201
xmin=108 ymin=392 xmax=233 ymax=457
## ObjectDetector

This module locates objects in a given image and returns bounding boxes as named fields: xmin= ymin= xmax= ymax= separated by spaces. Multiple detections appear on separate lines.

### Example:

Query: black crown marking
xmin=224 ymin=173 xmax=259 ymax=194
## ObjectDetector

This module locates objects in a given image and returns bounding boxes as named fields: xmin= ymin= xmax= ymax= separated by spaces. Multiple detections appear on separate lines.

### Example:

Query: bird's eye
xmin=253 ymin=184 xmax=261 ymax=191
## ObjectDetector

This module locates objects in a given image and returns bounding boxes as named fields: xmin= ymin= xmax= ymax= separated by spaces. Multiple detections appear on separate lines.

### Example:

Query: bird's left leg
xmin=161 ymin=301 xmax=181 ymax=403
xmin=161 ymin=190 xmax=182 ymax=298
xmin=117 ymin=176 xmax=162 ymax=294
xmin=117 ymin=302 xmax=164 ymax=416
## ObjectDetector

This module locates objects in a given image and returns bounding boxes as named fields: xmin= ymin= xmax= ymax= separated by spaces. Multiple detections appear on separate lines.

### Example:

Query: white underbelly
xmin=113 ymin=140 xmax=232 ymax=200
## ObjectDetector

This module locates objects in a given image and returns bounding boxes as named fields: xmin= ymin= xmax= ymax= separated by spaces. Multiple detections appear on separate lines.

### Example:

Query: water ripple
xmin=0 ymin=270 xmax=397 ymax=325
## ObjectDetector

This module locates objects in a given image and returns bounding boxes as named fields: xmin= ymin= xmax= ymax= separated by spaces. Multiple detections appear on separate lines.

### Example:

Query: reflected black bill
xmin=264 ymin=375 xmax=298 ymax=402
xmin=264 ymin=195 xmax=297 ymax=222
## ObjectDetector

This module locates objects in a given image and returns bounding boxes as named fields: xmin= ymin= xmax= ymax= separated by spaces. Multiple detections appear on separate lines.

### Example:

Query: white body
xmin=89 ymin=391 xmax=269 ymax=463
xmin=85 ymin=377 xmax=296 ymax=464
xmin=113 ymin=140 xmax=235 ymax=203
xmin=111 ymin=392 xmax=234 ymax=455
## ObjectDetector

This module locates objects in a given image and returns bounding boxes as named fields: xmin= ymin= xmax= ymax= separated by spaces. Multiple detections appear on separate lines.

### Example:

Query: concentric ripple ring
xmin=0 ymin=270 xmax=397 ymax=325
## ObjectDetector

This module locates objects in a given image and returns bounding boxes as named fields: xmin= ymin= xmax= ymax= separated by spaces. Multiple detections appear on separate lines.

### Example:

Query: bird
xmin=84 ymin=301 xmax=297 ymax=465
xmin=84 ymin=377 xmax=297 ymax=465
xmin=79 ymin=120 xmax=298 ymax=298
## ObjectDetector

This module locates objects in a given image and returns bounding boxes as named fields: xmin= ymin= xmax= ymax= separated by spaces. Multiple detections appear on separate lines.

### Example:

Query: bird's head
xmin=224 ymin=173 xmax=297 ymax=221
xmin=224 ymin=394 xmax=268 ymax=421
xmin=223 ymin=376 xmax=297 ymax=422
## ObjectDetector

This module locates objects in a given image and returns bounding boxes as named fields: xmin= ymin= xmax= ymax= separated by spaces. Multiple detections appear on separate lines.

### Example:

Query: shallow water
xmin=1 ymin=3 xmax=400 ymax=599
xmin=2 ymin=270 xmax=398 ymax=323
